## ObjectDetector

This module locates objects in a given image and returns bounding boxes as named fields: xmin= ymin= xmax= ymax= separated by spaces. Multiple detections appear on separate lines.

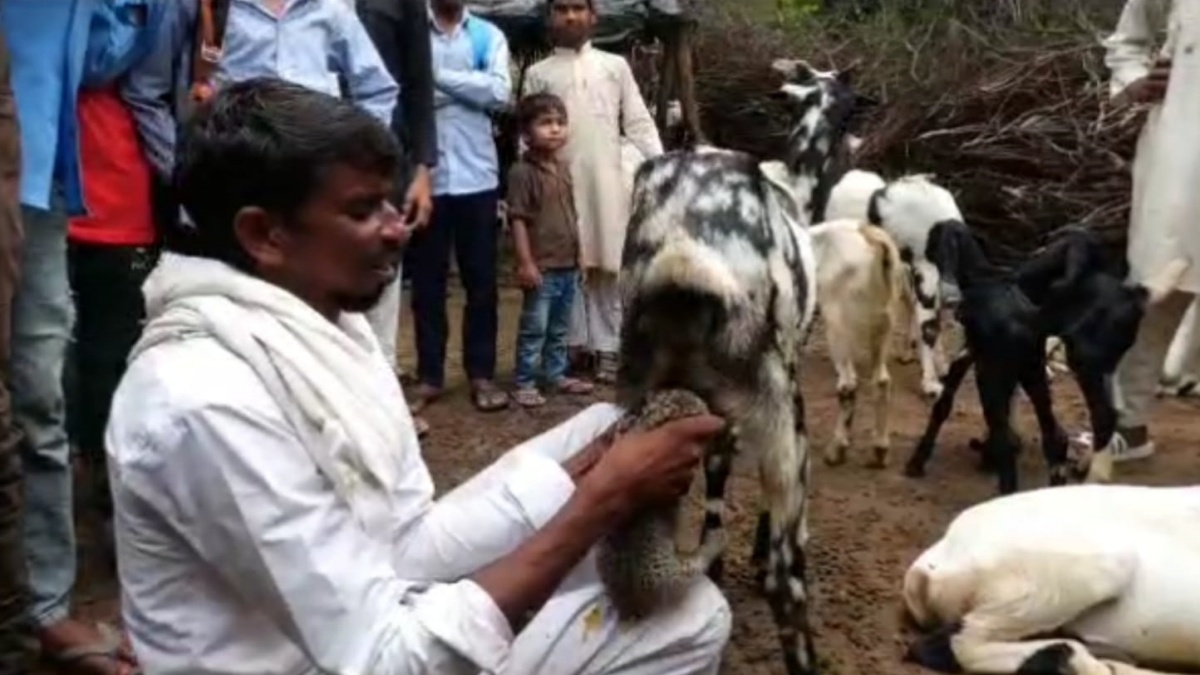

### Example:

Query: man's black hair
xmin=547 ymin=0 xmax=596 ymax=12
xmin=170 ymin=77 xmax=400 ymax=270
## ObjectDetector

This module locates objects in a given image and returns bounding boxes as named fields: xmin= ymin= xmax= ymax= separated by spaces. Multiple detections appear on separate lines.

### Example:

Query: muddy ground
xmin=70 ymin=287 xmax=1200 ymax=675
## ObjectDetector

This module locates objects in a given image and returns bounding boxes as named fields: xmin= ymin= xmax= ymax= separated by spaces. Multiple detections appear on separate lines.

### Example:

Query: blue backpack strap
xmin=463 ymin=16 xmax=492 ymax=72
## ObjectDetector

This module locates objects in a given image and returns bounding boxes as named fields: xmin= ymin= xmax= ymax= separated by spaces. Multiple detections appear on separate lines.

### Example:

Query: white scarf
xmin=130 ymin=252 xmax=414 ymax=535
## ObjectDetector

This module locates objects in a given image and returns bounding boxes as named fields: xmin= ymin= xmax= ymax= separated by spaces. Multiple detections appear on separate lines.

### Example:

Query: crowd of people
xmin=0 ymin=0 xmax=1190 ymax=673
xmin=0 ymin=0 xmax=704 ymax=673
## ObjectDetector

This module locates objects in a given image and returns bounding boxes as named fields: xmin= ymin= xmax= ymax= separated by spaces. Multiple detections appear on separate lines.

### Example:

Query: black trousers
xmin=65 ymin=242 xmax=158 ymax=519
xmin=405 ymin=189 xmax=499 ymax=388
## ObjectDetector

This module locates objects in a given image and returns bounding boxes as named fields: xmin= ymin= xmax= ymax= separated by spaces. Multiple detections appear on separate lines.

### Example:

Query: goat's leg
xmin=751 ymin=385 xmax=806 ymax=587
xmin=1074 ymin=369 xmax=1119 ymax=484
xmin=896 ymin=268 xmax=919 ymax=364
xmin=1017 ymin=364 xmax=1071 ymax=486
xmin=975 ymin=363 xmax=1021 ymax=494
xmin=905 ymin=350 xmax=973 ymax=477
xmin=823 ymin=342 xmax=857 ymax=467
xmin=745 ymin=359 xmax=818 ymax=674
xmin=912 ymin=262 xmax=945 ymax=399
xmin=699 ymin=430 xmax=736 ymax=584
xmin=868 ymin=349 xmax=892 ymax=469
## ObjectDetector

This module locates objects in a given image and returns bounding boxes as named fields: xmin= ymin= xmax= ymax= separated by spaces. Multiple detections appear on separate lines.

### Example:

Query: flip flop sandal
xmin=552 ymin=377 xmax=595 ymax=395
xmin=41 ymin=623 xmax=141 ymax=675
xmin=408 ymin=384 xmax=442 ymax=413
xmin=471 ymin=383 xmax=510 ymax=412
xmin=413 ymin=415 xmax=430 ymax=438
xmin=513 ymin=388 xmax=547 ymax=408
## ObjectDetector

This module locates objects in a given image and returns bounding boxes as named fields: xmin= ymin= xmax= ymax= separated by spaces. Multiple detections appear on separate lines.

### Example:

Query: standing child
xmin=507 ymin=93 xmax=595 ymax=407
xmin=524 ymin=0 xmax=663 ymax=384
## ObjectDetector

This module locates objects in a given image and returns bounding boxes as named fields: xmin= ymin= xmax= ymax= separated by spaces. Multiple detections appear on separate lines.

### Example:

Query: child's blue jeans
xmin=515 ymin=269 xmax=579 ymax=389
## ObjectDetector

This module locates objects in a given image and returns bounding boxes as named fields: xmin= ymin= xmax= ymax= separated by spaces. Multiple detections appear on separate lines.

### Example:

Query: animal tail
xmin=858 ymin=222 xmax=906 ymax=308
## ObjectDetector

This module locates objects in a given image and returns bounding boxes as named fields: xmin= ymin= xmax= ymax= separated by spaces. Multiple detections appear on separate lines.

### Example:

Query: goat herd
xmin=596 ymin=59 xmax=1200 ymax=675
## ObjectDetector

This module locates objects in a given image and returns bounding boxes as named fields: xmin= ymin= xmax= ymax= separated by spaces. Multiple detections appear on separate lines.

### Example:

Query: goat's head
xmin=924 ymin=219 xmax=987 ymax=294
xmin=770 ymin=58 xmax=876 ymax=160
xmin=1049 ymin=253 xmax=1191 ymax=376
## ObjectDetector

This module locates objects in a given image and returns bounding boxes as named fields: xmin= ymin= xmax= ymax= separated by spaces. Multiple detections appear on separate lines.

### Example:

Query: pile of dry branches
xmin=690 ymin=2 xmax=1142 ymax=258
xmin=857 ymin=43 xmax=1144 ymax=258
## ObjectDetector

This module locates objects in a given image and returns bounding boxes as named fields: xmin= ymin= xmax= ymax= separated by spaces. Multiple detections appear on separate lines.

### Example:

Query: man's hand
xmin=1119 ymin=58 xmax=1171 ymax=105
xmin=578 ymin=414 xmax=725 ymax=518
xmin=403 ymin=165 xmax=433 ymax=229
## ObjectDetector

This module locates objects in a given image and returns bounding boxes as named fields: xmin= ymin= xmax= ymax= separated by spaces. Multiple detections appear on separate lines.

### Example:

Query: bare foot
xmin=38 ymin=619 xmax=139 ymax=675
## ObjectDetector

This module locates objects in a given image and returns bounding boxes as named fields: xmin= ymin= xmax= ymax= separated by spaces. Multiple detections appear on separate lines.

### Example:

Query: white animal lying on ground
xmin=903 ymin=483 xmax=1200 ymax=675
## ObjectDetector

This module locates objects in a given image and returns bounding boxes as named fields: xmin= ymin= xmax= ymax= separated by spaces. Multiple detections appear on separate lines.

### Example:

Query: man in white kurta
xmin=1100 ymin=0 xmax=1200 ymax=462
xmin=104 ymin=77 xmax=730 ymax=675
xmin=524 ymin=0 xmax=663 ymax=383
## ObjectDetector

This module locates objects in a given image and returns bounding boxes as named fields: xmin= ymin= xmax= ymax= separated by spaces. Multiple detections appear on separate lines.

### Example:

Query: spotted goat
xmin=615 ymin=59 xmax=873 ymax=675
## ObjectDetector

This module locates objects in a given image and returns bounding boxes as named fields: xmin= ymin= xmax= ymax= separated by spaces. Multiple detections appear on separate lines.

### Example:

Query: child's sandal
xmin=513 ymin=387 xmax=547 ymax=408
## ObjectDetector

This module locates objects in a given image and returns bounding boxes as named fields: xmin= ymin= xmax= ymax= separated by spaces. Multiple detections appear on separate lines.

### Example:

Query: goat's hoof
xmin=867 ymin=446 xmax=890 ymax=469
xmin=1086 ymin=450 xmax=1114 ymax=484
xmin=920 ymin=382 xmax=943 ymax=400
xmin=903 ymin=460 xmax=926 ymax=478
xmin=823 ymin=447 xmax=848 ymax=467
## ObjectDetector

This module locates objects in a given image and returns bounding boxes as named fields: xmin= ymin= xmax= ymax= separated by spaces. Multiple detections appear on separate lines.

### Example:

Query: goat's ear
xmin=1138 ymin=257 xmax=1191 ymax=305
xmin=836 ymin=60 xmax=861 ymax=85
xmin=771 ymin=58 xmax=816 ymax=83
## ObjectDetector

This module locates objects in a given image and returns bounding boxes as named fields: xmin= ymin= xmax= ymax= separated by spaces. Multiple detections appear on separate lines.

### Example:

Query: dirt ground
xmin=68 ymin=286 xmax=1200 ymax=675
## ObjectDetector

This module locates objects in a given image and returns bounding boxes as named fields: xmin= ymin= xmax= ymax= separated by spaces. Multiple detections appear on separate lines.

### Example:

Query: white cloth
xmin=568 ymin=271 xmax=622 ymax=354
xmin=365 ymin=268 xmax=403 ymax=371
xmin=1105 ymin=0 xmax=1200 ymax=425
xmin=525 ymin=42 xmax=662 ymax=273
xmin=1105 ymin=0 xmax=1200 ymax=294
xmin=107 ymin=257 xmax=731 ymax=674
xmin=131 ymin=252 xmax=406 ymax=537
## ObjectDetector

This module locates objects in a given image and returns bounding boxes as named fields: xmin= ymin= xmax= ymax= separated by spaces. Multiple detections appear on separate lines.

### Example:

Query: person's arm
xmin=125 ymin=401 xmax=557 ymax=673
xmin=331 ymin=4 xmax=400 ymax=126
xmin=617 ymin=57 xmax=662 ymax=159
xmin=434 ymin=23 xmax=511 ymax=112
xmin=1103 ymin=0 xmax=1158 ymax=100
xmin=120 ymin=0 xmax=195 ymax=180
xmin=389 ymin=402 xmax=618 ymax=583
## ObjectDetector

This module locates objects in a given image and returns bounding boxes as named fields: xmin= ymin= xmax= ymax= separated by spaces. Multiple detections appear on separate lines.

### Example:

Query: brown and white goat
xmin=808 ymin=219 xmax=905 ymax=468
xmin=826 ymin=171 xmax=965 ymax=399
xmin=613 ymin=59 xmax=872 ymax=675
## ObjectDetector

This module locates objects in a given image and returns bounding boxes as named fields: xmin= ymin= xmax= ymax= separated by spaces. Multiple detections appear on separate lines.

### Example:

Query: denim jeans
xmin=514 ymin=269 xmax=578 ymax=389
xmin=14 ymin=199 xmax=74 ymax=627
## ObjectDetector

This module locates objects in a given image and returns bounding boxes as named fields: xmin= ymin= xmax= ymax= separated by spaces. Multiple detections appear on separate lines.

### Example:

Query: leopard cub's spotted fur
xmin=595 ymin=389 xmax=727 ymax=621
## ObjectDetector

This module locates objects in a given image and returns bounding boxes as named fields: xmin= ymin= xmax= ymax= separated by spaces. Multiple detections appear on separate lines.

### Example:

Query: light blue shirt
xmin=0 ymin=0 xmax=94 ymax=212
xmin=429 ymin=10 xmax=510 ymax=197
xmin=123 ymin=0 xmax=398 ymax=179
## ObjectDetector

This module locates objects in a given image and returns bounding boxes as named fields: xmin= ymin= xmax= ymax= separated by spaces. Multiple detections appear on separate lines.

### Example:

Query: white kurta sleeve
xmin=1104 ymin=0 xmax=1158 ymax=99
xmin=123 ymin=401 xmax=515 ymax=675
xmin=390 ymin=403 xmax=622 ymax=582
xmin=617 ymin=58 xmax=663 ymax=158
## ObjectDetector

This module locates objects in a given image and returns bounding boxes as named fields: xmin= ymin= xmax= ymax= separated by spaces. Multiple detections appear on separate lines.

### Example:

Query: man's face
xmin=549 ymin=0 xmax=595 ymax=49
xmin=244 ymin=164 xmax=405 ymax=318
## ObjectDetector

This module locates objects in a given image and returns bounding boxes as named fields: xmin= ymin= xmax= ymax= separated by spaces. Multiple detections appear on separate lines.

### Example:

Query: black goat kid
xmin=903 ymin=222 xmax=1189 ymax=494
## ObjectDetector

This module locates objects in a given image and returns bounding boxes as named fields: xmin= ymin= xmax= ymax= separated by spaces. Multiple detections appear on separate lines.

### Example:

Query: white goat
xmin=809 ymin=219 xmax=904 ymax=468
xmin=826 ymin=170 xmax=964 ymax=399
xmin=615 ymin=58 xmax=871 ymax=675
xmin=903 ymin=483 xmax=1200 ymax=675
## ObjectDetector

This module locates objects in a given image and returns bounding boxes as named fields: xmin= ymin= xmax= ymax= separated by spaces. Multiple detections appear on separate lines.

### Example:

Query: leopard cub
xmin=595 ymin=389 xmax=727 ymax=620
